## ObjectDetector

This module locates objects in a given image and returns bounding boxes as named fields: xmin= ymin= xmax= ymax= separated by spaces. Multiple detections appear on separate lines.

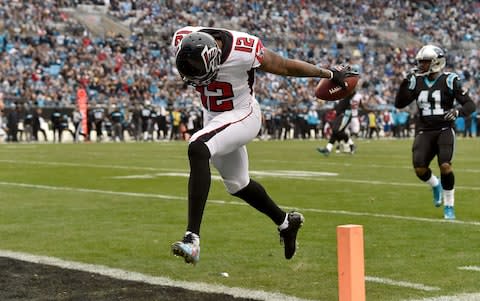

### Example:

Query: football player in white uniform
xmin=170 ymin=26 xmax=349 ymax=264
xmin=349 ymin=92 xmax=363 ymax=137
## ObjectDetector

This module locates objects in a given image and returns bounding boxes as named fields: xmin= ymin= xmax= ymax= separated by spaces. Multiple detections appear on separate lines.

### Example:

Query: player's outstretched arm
xmin=259 ymin=48 xmax=332 ymax=78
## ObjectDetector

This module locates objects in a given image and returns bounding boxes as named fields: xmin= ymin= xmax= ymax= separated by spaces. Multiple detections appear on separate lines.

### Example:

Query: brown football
xmin=315 ymin=74 xmax=359 ymax=101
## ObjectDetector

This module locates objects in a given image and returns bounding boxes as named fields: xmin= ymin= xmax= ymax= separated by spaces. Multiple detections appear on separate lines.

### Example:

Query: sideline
xmin=1 ymin=249 xmax=478 ymax=301
xmin=0 ymin=250 xmax=315 ymax=301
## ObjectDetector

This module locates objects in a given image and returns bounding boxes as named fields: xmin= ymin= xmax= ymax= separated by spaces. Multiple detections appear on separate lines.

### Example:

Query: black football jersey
xmin=395 ymin=72 xmax=474 ymax=131
xmin=334 ymin=96 xmax=353 ymax=115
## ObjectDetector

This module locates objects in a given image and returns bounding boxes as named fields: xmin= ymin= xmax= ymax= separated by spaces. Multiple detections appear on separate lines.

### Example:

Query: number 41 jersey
xmin=396 ymin=72 xmax=473 ymax=131
xmin=172 ymin=26 xmax=264 ymax=115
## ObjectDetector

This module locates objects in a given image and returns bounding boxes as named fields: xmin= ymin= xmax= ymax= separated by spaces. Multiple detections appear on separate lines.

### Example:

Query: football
xmin=314 ymin=74 xmax=359 ymax=101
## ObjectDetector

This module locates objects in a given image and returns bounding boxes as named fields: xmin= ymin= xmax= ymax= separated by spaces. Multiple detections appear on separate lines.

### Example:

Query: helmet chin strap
xmin=414 ymin=64 xmax=433 ymax=76
xmin=415 ymin=70 xmax=430 ymax=76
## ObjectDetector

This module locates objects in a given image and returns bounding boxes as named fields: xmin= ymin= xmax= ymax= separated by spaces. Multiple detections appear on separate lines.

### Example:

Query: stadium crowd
xmin=0 ymin=0 xmax=479 ymax=142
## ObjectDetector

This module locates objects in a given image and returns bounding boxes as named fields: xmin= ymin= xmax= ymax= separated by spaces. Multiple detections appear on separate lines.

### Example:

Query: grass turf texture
xmin=0 ymin=138 xmax=479 ymax=301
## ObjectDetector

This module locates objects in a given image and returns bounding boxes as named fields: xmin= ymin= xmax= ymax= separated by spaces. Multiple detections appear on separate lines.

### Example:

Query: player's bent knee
xmin=440 ymin=162 xmax=452 ymax=174
xmin=415 ymin=167 xmax=430 ymax=181
xmin=188 ymin=140 xmax=211 ymax=160
xmin=225 ymin=178 xmax=250 ymax=195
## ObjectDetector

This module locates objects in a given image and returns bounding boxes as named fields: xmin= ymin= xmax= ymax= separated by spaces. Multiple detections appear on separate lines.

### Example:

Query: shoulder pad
xmin=445 ymin=72 xmax=459 ymax=91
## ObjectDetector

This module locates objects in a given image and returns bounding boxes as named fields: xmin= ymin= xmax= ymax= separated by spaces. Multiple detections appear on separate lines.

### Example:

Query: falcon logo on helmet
xmin=415 ymin=45 xmax=446 ymax=76
xmin=201 ymin=45 xmax=221 ymax=76
xmin=175 ymin=31 xmax=222 ymax=87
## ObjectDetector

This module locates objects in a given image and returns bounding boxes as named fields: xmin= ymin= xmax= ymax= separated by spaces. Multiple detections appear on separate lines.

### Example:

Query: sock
xmin=278 ymin=213 xmax=289 ymax=230
xmin=232 ymin=179 xmax=286 ymax=225
xmin=441 ymin=172 xmax=455 ymax=190
xmin=426 ymin=174 xmax=439 ymax=187
xmin=326 ymin=143 xmax=333 ymax=152
xmin=443 ymin=189 xmax=455 ymax=207
xmin=186 ymin=141 xmax=211 ymax=235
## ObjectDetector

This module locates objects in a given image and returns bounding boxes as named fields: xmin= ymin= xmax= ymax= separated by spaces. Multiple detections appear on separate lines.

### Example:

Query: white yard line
xmin=1 ymin=159 xmax=479 ymax=189
xmin=458 ymin=266 xmax=480 ymax=272
xmin=1 ymin=181 xmax=479 ymax=227
xmin=110 ymin=171 xmax=480 ymax=191
xmin=0 ymin=250 xmax=316 ymax=301
xmin=366 ymin=276 xmax=440 ymax=291
xmin=403 ymin=293 xmax=480 ymax=301
xmin=1 ymin=158 xmax=480 ymax=177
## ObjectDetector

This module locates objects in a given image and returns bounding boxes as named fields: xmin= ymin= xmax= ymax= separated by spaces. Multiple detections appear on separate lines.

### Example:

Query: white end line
xmin=0 ymin=250 xmax=316 ymax=301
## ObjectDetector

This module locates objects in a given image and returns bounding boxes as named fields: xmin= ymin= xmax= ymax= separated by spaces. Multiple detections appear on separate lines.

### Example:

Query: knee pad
xmin=188 ymin=140 xmax=211 ymax=161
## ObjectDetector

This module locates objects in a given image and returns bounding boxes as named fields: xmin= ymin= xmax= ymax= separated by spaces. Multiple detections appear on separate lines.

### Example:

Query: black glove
xmin=328 ymin=65 xmax=348 ymax=89
xmin=444 ymin=109 xmax=459 ymax=121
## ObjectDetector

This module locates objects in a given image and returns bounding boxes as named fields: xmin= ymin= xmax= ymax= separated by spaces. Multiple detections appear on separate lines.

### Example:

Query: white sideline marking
xmin=458 ymin=266 xmax=480 ymax=272
xmin=1 ymin=181 xmax=480 ymax=227
xmin=251 ymin=170 xmax=338 ymax=177
xmin=109 ymin=170 xmax=480 ymax=192
xmin=0 ymin=250 xmax=316 ymax=301
xmin=0 ymin=181 xmax=185 ymax=200
xmin=0 ymin=159 xmax=479 ymax=190
xmin=295 ymin=207 xmax=480 ymax=227
xmin=404 ymin=293 xmax=480 ymax=301
xmin=366 ymin=276 xmax=440 ymax=291
xmin=113 ymin=173 xmax=223 ymax=180
xmin=111 ymin=170 xmax=337 ymax=180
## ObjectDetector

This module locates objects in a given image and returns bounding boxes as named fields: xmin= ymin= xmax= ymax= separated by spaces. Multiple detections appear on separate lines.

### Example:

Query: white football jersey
xmin=350 ymin=92 xmax=363 ymax=117
xmin=172 ymin=26 xmax=264 ymax=115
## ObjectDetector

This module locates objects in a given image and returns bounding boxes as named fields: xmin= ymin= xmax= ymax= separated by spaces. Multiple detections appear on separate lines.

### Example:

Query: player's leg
xmin=412 ymin=131 xmax=442 ymax=208
xmin=171 ymin=138 xmax=210 ymax=264
xmin=213 ymin=146 xmax=304 ymax=259
xmin=318 ymin=115 xmax=343 ymax=156
xmin=349 ymin=118 xmax=360 ymax=153
xmin=437 ymin=128 xmax=456 ymax=219
xmin=344 ymin=132 xmax=356 ymax=154
xmin=172 ymin=104 xmax=262 ymax=264
xmin=338 ymin=115 xmax=353 ymax=154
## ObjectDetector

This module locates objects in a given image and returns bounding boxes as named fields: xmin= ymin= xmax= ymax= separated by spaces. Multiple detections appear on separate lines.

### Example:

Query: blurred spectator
xmin=0 ymin=0 xmax=477 ymax=143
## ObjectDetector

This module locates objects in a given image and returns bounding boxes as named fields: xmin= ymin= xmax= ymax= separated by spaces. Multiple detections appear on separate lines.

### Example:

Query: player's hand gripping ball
xmin=315 ymin=65 xmax=359 ymax=101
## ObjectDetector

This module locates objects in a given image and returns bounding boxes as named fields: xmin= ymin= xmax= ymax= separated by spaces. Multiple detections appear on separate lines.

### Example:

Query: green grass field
xmin=0 ymin=138 xmax=479 ymax=301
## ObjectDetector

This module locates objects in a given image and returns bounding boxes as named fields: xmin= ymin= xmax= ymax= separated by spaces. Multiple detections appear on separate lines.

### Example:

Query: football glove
xmin=444 ymin=109 xmax=459 ymax=121
xmin=328 ymin=65 xmax=349 ymax=89
xmin=402 ymin=68 xmax=418 ymax=90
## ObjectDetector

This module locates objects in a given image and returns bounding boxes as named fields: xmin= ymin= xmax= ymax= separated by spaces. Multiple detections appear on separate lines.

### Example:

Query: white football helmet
xmin=415 ymin=45 xmax=446 ymax=76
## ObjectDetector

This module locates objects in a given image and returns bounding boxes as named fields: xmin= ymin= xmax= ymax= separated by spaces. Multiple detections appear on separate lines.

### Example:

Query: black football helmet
xmin=175 ymin=31 xmax=222 ymax=86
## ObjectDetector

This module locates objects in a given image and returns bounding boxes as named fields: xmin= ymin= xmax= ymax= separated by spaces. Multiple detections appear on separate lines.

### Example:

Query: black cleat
xmin=278 ymin=211 xmax=305 ymax=259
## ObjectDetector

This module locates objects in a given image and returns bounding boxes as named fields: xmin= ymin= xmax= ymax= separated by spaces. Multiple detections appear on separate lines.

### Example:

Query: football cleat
xmin=172 ymin=232 xmax=200 ymax=265
xmin=432 ymin=183 xmax=442 ymax=207
xmin=317 ymin=147 xmax=330 ymax=156
xmin=443 ymin=206 xmax=455 ymax=220
xmin=279 ymin=211 xmax=305 ymax=259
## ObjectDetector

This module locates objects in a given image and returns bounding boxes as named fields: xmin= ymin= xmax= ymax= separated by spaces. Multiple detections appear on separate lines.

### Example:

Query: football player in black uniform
xmin=317 ymin=89 xmax=364 ymax=156
xmin=395 ymin=45 xmax=475 ymax=220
